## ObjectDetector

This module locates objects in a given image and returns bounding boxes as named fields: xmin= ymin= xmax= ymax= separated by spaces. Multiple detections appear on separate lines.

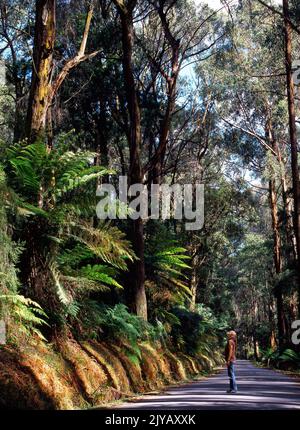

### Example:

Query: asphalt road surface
xmin=110 ymin=360 xmax=300 ymax=410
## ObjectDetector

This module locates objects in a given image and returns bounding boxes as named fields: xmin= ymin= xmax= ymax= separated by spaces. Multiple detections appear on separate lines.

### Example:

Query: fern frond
xmin=145 ymin=245 xmax=191 ymax=293
xmin=54 ymin=167 xmax=112 ymax=199
xmin=69 ymin=222 xmax=136 ymax=270
xmin=79 ymin=264 xmax=123 ymax=289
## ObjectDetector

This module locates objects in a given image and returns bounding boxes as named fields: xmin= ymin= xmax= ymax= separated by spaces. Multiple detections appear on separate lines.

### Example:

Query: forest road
xmin=104 ymin=360 xmax=300 ymax=410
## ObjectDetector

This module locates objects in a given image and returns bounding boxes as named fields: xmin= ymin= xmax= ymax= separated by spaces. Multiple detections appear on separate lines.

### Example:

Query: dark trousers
xmin=227 ymin=362 xmax=237 ymax=391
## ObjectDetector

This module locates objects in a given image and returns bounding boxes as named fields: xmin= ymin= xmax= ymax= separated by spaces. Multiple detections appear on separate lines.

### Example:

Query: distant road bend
xmin=110 ymin=360 xmax=300 ymax=410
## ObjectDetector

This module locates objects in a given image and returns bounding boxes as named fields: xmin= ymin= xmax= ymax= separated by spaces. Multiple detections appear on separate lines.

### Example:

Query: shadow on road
xmin=103 ymin=360 xmax=300 ymax=410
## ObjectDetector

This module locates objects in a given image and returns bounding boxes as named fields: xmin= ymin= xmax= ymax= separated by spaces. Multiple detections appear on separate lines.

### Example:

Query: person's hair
xmin=227 ymin=331 xmax=237 ymax=354
xmin=227 ymin=330 xmax=237 ymax=339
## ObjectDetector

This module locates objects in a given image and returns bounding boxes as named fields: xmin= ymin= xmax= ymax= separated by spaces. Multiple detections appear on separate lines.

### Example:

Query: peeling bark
xmin=26 ymin=0 xmax=56 ymax=142
xmin=26 ymin=2 xmax=99 ymax=144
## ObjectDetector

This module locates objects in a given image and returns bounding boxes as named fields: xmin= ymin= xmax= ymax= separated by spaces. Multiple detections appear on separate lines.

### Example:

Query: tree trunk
xmin=113 ymin=0 xmax=147 ymax=320
xmin=190 ymin=266 xmax=198 ymax=310
xmin=26 ymin=0 xmax=56 ymax=142
xmin=283 ymin=0 xmax=300 ymax=312
xmin=278 ymin=147 xmax=298 ymax=261
xmin=268 ymin=296 xmax=277 ymax=349
xmin=266 ymin=116 xmax=287 ymax=349
xmin=94 ymin=83 xmax=109 ymax=174
xmin=269 ymin=178 xmax=282 ymax=274
xmin=269 ymin=173 xmax=287 ymax=349
xmin=10 ymin=51 xmax=24 ymax=142
xmin=19 ymin=219 xmax=61 ymax=329
xmin=26 ymin=2 xmax=96 ymax=144
xmin=189 ymin=250 xmax=203 ymax=310
xmin=253 ymin=337 xmax=260 ymax=361
xmin=275 ymin=289 xmax=287 ymax=351
xmin=146 ymin=1 xmax=180 ymax=183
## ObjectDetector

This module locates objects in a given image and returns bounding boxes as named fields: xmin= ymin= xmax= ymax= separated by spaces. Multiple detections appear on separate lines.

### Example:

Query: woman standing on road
xmin=225 ymin=330 xmax=238 ymax=394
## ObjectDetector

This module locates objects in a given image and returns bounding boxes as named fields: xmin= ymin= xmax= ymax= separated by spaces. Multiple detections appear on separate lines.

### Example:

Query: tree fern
xmin=78 ymin=265 xmax=123 ymax=289
xmin=145 ymin=245 xmax=191 ymax=296
xmin=4 ymin=135 xmax=135 ymax=325
xmin=69 ymin=222 xmax=136 ymax=270
xmin=6 ymin=141 xmax=111 ymax=209
xmin=0 ymin=294 xmax=48 ymax=342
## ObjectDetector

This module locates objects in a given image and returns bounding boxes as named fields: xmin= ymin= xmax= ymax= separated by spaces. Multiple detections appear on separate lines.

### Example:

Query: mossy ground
xmin=0 ymin=338 xmax=224 ymax=410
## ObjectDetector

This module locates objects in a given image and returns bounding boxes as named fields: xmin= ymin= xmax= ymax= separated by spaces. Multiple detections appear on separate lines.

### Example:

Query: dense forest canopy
xmin=0 ymin=0 xmax=300 ymax=408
